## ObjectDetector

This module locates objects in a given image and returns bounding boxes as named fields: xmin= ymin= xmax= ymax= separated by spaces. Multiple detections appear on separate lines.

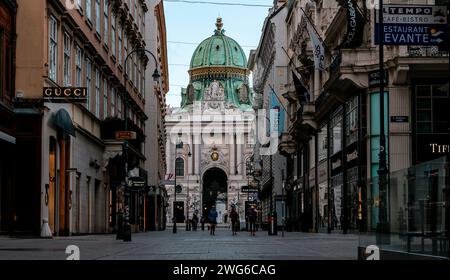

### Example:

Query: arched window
xmin=175 ymin=158 xmax=184 ymax=176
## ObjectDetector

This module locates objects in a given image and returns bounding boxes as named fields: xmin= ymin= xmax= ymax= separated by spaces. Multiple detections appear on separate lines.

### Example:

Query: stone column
xmin=236 ymin=132 xmax=242 ymax=175
xmin=229 ymin=133 xmax=235 ymax=175
xmin=188 ymin=134 xmax=193 ymax=175
xmin=194 ymin=134 xmax=201 ymax=175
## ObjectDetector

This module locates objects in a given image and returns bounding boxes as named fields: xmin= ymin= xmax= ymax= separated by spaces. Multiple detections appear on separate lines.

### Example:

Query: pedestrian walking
xmin=191 ymin=213 xmax=199 ymax=231
xmin=248 ymin=206 xmax=257 ymax=236
xmin=229 ymin=206 xmax=239 ymax=235
xmin=208 ymin=206 xmax=218 ymax=235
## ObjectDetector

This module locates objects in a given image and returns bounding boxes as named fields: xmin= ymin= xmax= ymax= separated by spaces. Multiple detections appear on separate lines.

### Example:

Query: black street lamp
xmin=121 ymin=47 xmax=160 ymax=242
xmin=186 ymin=145 xmax=192 ymax=231
xmin=173 ymin=138 xmax=180 ymax=234
xmin=377 ymin=0 xmax=390 ymax=245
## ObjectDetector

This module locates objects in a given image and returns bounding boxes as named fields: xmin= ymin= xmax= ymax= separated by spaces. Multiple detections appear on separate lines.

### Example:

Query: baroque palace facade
xmin=165 ymin=18 xmax=257 ymax=226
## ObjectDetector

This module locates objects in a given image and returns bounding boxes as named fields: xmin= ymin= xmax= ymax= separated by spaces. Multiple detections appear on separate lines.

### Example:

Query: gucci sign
xmin=43 ymin=87 xmax=88 ymax=102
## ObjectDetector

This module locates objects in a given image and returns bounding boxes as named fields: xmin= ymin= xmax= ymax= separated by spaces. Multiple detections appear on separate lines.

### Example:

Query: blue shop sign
xmin=374 ymin=5 xmax=448 ymax=46
xmin=375 ymin=23 xmax=447 ymax=45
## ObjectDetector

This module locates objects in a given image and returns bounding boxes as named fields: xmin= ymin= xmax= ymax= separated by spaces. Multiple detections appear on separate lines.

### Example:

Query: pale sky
xmin=164 ymin=0 xmax=274 ymax=107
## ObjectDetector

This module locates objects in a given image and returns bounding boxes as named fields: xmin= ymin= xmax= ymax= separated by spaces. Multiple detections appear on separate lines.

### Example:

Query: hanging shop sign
xmin=368 ymin=70 xmax=389 ymax=88
xmin=346 ymin=142 xmax=359 ymax=169
xmin=375 ymin=5 xmax=448 ymax=45
xmin=331 ymin=152 xmax=343 ymax=177
xmin=127 ymin=177 xmax=146 ymax=188
xmin=338 ymin=0 xmax=366 ymax=48
xmin=115 ymin=131 xmax=137 ymax=140
xmin=43 ymin=87 xmax=87 ymax=102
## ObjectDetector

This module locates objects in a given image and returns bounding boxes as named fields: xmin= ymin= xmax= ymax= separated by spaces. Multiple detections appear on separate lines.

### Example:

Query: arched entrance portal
xmin=202 ymin=168 xmax=227 ymax=223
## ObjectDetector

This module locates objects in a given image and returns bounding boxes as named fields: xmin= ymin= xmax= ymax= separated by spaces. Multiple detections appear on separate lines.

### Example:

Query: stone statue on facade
xmin=238 ymin=84 xmax=249 ymax=104
xmin=187 ymin=84 xmax=195 ymax=104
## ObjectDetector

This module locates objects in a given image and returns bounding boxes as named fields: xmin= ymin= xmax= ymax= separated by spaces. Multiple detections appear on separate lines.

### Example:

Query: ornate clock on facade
xmin=211 ymin=146 xmax=219 ymax=161
xmin=211 ymin=151 xmax=219 ymax=161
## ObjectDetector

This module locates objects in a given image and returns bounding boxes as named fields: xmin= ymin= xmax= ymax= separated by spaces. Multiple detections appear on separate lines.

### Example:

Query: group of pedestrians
xmin=174 ymin=205 xmax=258 ymax=236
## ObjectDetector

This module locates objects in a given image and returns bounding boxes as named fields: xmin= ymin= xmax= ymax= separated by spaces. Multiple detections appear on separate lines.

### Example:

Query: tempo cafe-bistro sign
xmin=43 ymin=87 xmax=87 ymax=102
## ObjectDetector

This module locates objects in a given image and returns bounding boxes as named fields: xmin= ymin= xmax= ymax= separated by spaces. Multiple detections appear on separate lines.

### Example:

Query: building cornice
xmin=189 ymin=66 xmax=249 ymax=79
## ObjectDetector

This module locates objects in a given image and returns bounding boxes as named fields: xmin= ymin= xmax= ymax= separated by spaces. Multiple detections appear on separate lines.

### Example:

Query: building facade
xmin=248 ymin=0 xmax=290 ymax=230
xmin=0 ymin=0 xmax=28 ymax=236
xmin=144 ymin=0 xmax=168 ymax=231
xmin=2 ymin=0 xmax=155 ymax=236
xmin=281 ymin=0 xmax=448 ymax=233
xmin=165 ymin=18 xmax=256 ymax=227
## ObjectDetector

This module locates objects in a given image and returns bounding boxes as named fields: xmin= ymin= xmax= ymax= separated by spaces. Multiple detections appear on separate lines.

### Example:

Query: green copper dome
xmin=180 ymin=18 xmax=253 ymax=111
xmin=190 ymin=18 xmax=247 ymax=69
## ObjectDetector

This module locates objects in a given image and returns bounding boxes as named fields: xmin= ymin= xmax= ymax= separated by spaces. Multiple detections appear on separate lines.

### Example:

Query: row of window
xmin=48 ymin=15 xmax=145 ymax=128
xmin=0 ymin=23 xmax=13 ymax=105
xmin=77 ymin=0 xmax=145 ymax=38
xmin=49 ymin=2 xmax=147 ymax=94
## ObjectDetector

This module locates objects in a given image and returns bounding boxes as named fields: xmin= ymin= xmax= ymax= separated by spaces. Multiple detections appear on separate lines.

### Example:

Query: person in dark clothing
xmin=248 ymin=206 xmax=257 ymax=236
xmin=200 ymin=215 xmax=206 ymax=231
xmin=191 ymin=213 xmax=199 ymax=231
xmin=208 ymin=206 xmax=218 ymax=235
xmin=229 ymin=207 xmax=239 ymax=235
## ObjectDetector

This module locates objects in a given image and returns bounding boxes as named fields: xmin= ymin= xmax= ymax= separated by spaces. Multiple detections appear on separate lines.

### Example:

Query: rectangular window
xmin=111 ymin=86 xmax=116 ymax=116
xmin=95 ymin=68 xmax=100 ymax=118
xmin=142 ymin=64 xmax=145 ymax=98
xmin=111 ymin=13 xmax=116 ymax=57
xmin=77 ymin=0 xmax=82 ymax=10
xmin=370 ymin=91 xmax=389 ymax=178
xmin=48 ymin=15 xmax=58 ymax=82
xmin=124 ymin=34 xmax=128 ymax=74
xmin=86 ymin=0 xmax=92 ymax=22
xmin=142 ymin=9 xmax=145 ymax=36
xmin=104 ymin=0 xmax=109 ymax=46
xmin=95 ymin=0 xmax=101 ymax=34
xmin=318 ymin=123 xmax=328 ymax=162
xmin=138 ymin=11 xmax=142 ymax=33
xmin=75 ymin=46 xmax=82 ymax=87
xmin=133 ymin=55 xmax=137 ymax=86
xmin=415 ymin=85 xmax=449 ymax=134
xmin=118 ymin=94 xmax=122 ymax=118
xmin=85 ymin=58 xmax=92 ymax=110
xmin=345 ymin=96 xmax=359 ymax=145
xmin=127 ymin=35 xmax=131 ymax=75
xmin=63 ymin=32 xmax=71 ymax=86
xmin=330 ymin=108 xmax=343 ymax=155
xmin=118 ymin=25 xmax=122 ymax=66
xmin=103 ymin=78 xmax=108 ymax=119
xmin=137 ymin=60 xmax=141 ymax=93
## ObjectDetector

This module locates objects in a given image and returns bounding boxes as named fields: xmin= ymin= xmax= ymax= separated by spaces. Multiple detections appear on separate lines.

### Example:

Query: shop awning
xmin=0 ymin=130 xmax=16 ymax=144
xmin=53 ymin=109 xmax=75 ymax=137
